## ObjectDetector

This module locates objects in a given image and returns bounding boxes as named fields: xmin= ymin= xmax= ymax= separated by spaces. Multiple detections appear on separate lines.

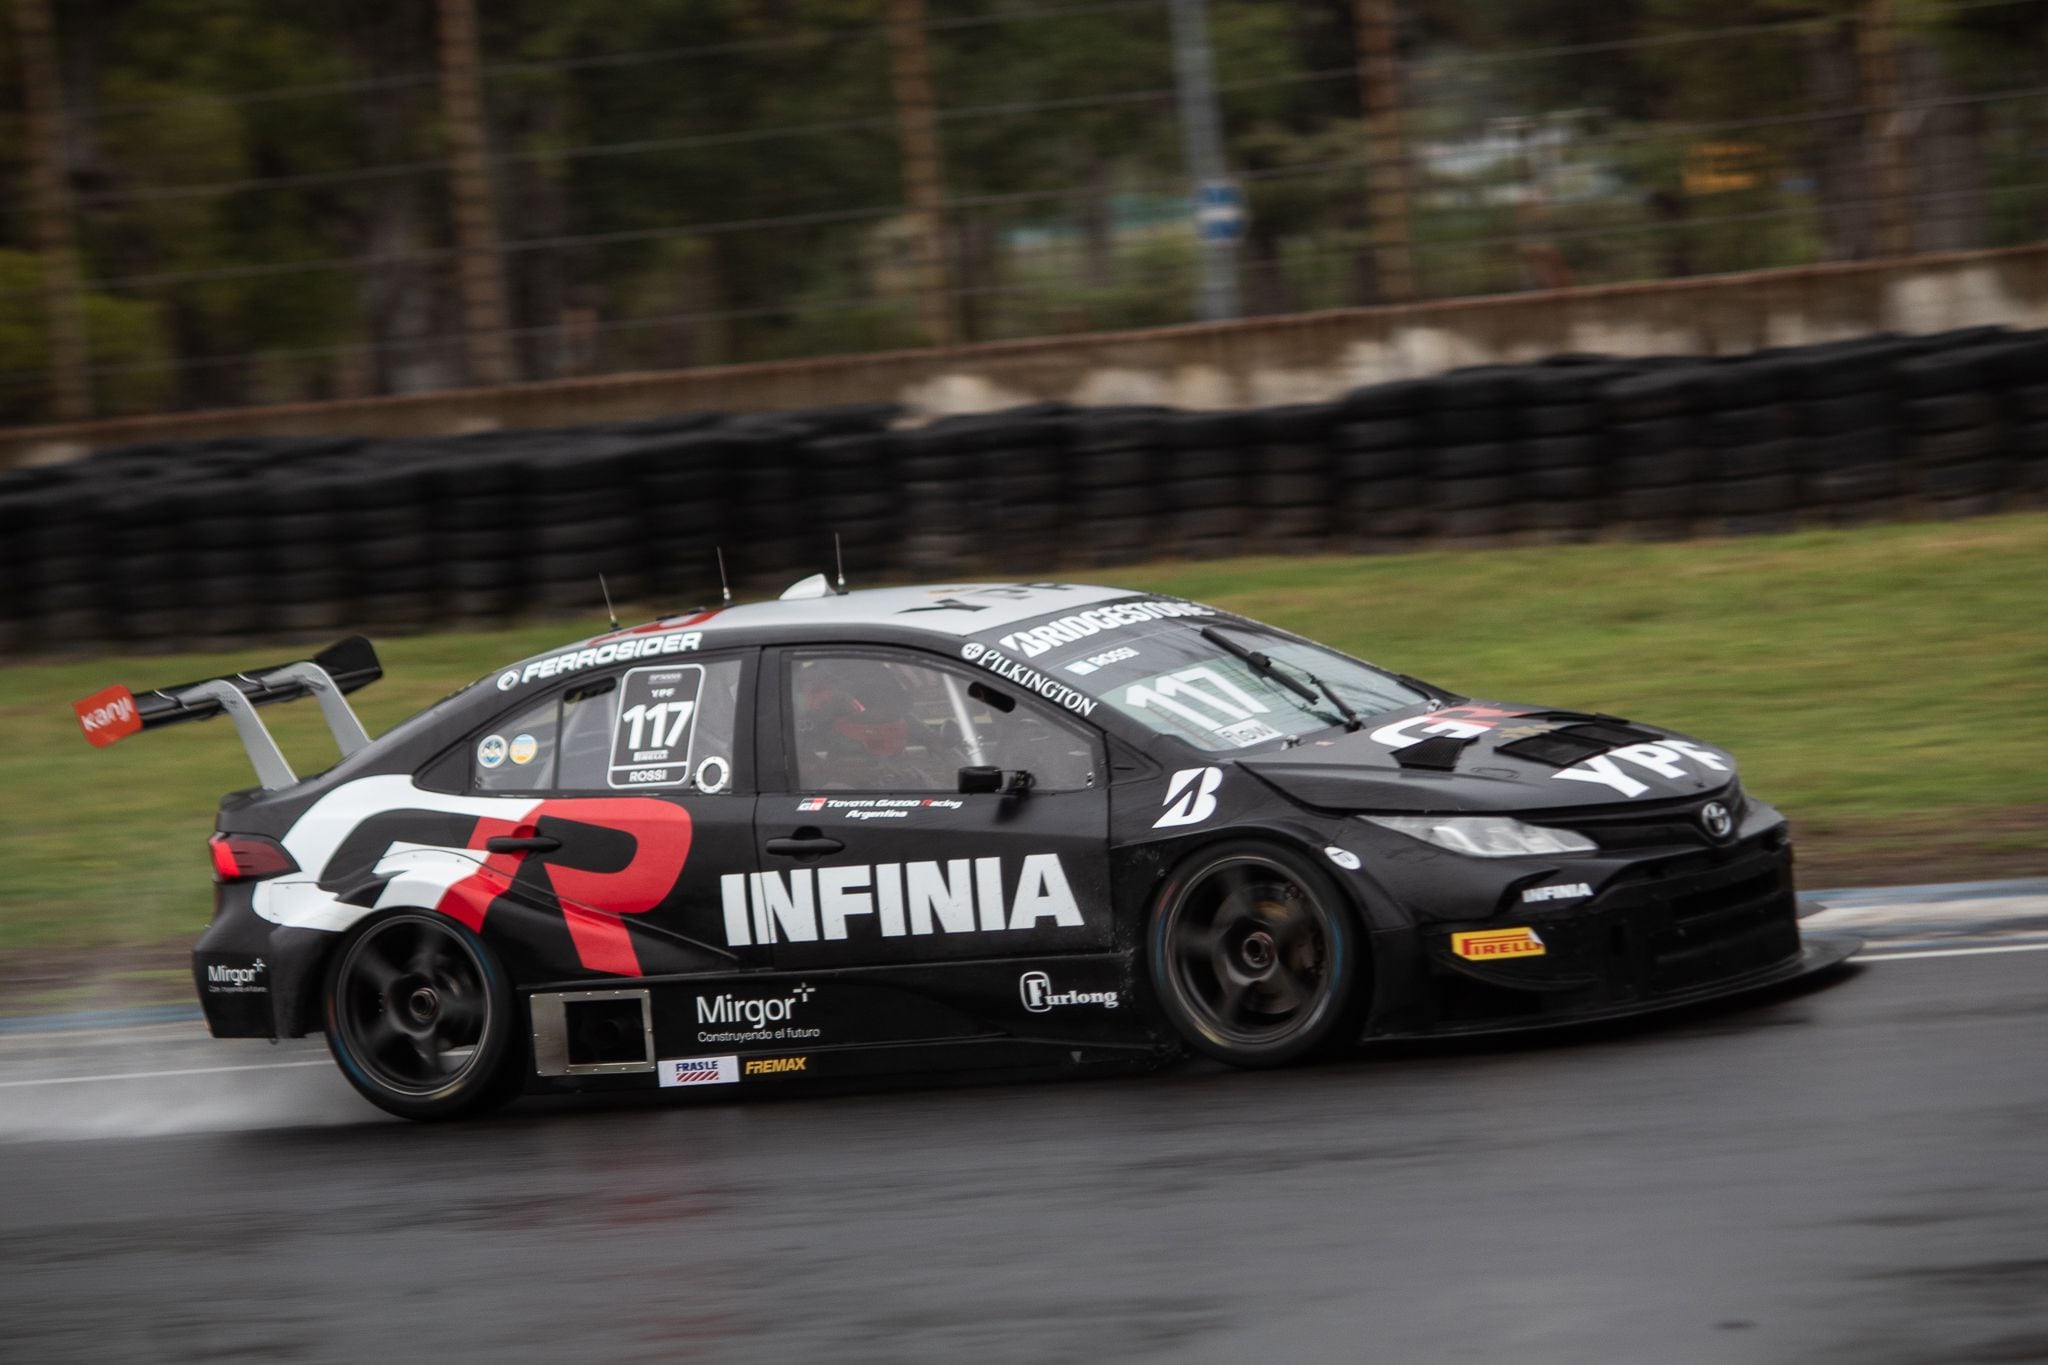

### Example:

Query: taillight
xmin=208 ymin=832 xmax=298 ymax=882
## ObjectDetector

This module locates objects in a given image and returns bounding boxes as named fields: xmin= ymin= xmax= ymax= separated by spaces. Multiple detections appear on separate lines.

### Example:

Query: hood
xmin=1237 ymin=701 xmax=1738 ymax=814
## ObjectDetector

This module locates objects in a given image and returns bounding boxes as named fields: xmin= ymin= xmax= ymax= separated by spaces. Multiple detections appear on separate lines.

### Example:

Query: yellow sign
xmin=1451 ymin=928 xmax=1547 ymax=960
xmin=743 ymin=1056 xmax=808 ymax=1076
xmin=1683 ymin=141 xmax=1769 ymax=195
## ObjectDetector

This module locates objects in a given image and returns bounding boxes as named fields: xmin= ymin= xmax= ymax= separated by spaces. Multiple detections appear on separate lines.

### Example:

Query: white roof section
xmin=702 ymin=582 xmax=1142 ymax=636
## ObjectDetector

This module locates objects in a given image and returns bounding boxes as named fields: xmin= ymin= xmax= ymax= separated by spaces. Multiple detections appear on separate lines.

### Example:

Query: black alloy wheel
xmin=324 ymin=911 xmax=520 ymax=1120
xmin=1149 ymin=841 xmax=1361 ymax=1067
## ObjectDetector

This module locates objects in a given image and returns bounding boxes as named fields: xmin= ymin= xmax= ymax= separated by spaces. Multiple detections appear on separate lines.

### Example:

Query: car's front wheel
xmin=1148 ymin=841 xmax=1363 ymax=1067
xmin=324 ymin=911 xmax=522 ymax=1121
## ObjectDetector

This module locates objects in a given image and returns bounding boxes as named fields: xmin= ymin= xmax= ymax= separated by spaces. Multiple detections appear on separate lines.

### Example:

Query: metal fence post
xmin=1856 ymin=0 xmax=1913 ymax=258
xmin=1169 ymin=0 xmax=1240 ymax=323
xmin=10 ymin=0 xmax=90 ymax=421
xmin=885 ymin=0 xmax=955 ymax=348
xmin=434 ymin=0 xmax=513 ymax=386
xmin=1352 ymin=0 xmax=1415 ymax=302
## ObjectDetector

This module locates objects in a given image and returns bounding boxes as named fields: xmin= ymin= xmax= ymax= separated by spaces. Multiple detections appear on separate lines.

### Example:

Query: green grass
xmin=2 ymin=514 xmax=2045 ymax=961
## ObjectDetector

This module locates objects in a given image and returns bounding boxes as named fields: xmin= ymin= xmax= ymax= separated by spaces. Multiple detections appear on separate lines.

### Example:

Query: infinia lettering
xmin=719 ymin=854 xmax=1085 ymax=947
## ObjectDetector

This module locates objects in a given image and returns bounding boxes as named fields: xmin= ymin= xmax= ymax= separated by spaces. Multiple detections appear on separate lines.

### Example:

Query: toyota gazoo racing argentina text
xmin=76 ymin=580 xmax=1857 ymax=1121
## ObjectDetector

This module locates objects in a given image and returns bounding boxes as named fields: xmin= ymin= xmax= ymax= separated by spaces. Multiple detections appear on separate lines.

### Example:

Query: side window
xmin=472 ymin=691 xmax=562 ymax=792
xmin=787 ymin=653 xmax=1097 ymax=793
xmin=471 ymin=656 xmax=746 ymax=794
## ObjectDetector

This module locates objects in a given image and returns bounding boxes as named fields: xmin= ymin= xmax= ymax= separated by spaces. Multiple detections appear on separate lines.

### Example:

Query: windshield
xmin=967 ymin=603 xmax=1432 ymax=752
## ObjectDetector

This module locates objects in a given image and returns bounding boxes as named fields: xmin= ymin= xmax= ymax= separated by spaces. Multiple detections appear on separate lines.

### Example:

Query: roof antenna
xmin=834 ymin=533 xmax=848 ymax=595
xmin=716 ymin=547 xmax=733 ymax=606
xmin=598 ymin=574 xmax=622 ymax=632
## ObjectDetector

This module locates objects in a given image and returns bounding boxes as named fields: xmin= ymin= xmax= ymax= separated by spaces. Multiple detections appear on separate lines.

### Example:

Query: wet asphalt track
xmin=1 ymin=887 xmax=2044 ymax=1365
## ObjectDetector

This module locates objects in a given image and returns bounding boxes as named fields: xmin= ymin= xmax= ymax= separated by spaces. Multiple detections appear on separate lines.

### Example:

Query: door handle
xmin=485 ymin=835 xmax=561 ymax=854
xmin=764 ymin=835 xmax=846 ymax=859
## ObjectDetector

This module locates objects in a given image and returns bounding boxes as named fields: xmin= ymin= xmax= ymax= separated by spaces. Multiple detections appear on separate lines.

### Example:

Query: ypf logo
xmin=1153 ymin=767 xmax=1223 ymax=828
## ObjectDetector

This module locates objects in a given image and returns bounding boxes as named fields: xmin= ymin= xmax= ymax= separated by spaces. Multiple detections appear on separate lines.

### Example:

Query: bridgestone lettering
xmin=995 ymin=599 xmax=1215 ymax=659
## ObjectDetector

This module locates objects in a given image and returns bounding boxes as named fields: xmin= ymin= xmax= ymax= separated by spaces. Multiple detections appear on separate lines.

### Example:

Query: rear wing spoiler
xmin=72 ymin=636 xmax=381 ymax=790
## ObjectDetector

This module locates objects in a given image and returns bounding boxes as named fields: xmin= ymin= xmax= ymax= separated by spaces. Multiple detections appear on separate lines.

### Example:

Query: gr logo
xmin=1154 ymin=766 xmax=1223 ymax=829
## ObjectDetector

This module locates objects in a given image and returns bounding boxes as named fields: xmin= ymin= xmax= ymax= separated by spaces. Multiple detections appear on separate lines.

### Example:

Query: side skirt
xmin=519 ymin=952 xmax=1168 ymax=1093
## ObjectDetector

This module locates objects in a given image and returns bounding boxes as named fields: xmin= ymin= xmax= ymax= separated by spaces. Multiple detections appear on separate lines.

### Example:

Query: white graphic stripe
xmin=0 ymin=1060 xmax=332 ymax=1089
xmin=1856 ymin=942 xmax=2048 ymax=963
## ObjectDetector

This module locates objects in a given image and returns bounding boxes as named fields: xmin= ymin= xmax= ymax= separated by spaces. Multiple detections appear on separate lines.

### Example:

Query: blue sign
xmin=1193 ymin=179 xmax=1244 ymax=243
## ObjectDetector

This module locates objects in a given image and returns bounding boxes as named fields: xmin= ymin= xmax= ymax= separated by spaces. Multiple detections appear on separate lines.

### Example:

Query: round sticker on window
xmin=509 ymin=733 xmax=538 ymax=766
xmin=694 ymin=755 xmax=731 ymax=794
xmin=476 ymin=734 xmax=508 ymax=769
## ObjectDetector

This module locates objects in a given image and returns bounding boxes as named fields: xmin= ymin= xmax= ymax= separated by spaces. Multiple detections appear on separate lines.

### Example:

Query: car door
xmin=750 ymin=646 xmax=1113 ymax=972
xmin=407 ymin=648 xmax=766 ymax=982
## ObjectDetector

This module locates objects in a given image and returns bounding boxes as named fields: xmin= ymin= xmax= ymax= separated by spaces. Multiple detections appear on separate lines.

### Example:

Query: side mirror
xmin=958 ymin=766 xmax=1035 ymax=795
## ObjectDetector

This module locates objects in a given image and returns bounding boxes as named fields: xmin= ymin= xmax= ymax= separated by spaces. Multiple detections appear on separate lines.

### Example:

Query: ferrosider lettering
xmin=504 ymin=631 xmax=703 ymax=689
xmin=997 ymin=600 xmax=1214 ymax=659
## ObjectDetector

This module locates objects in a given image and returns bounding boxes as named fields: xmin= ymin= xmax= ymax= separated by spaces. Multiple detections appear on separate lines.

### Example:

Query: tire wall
xmin=3 ymin=330 xmax=2045 ymax=656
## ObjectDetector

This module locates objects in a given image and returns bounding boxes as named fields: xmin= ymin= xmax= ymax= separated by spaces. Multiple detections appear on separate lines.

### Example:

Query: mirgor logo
xmin=204 ymin=958 xmax=267 ymax=993
xmin=695 ymin=983 xmax=815 ymax=1029
xmin=1019 ymin=970 xmax=1119 ymax=1012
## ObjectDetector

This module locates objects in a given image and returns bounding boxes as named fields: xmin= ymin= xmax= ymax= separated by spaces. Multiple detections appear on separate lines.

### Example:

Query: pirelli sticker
xmin=1451 ymin=927 xmax=1546 ymax=960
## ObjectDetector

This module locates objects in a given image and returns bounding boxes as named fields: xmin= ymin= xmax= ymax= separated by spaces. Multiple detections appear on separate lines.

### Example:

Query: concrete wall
xmin=8 ymin=241 xmax=2048 ymax=469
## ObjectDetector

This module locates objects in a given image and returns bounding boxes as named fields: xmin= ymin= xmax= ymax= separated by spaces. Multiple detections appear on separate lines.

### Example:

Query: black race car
xmin=77 ymin=579 xmax=1855 ymax=1120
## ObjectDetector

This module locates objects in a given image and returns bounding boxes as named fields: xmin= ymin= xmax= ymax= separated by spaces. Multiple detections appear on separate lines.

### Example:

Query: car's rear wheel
xmin=1148 ymin=841 xmax=1362 ymax=1067
xmin=324 ymin=911 xmax=522 ymax=1121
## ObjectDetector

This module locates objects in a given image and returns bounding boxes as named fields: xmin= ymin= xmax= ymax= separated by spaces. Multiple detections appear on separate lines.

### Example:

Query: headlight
xmin=1360 ymin=814 xmax=1597 ymax=857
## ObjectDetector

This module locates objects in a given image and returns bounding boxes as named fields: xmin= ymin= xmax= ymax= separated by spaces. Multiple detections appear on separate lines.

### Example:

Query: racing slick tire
xmin=323 ymin=910 xmax=524 ymax=1122
xmin=1148 ymin=840 xmax=1364 ymax=1069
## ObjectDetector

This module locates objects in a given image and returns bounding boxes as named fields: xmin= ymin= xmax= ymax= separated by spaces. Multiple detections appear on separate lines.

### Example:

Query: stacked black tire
xmin=6 ymin=326 xmax=2048 ymax=657
xmin=1507 ymin=361 xmax=1613 ymax=541
xmin=1696 ymin=361 xmax=1802 ymax=535
xmin=1420 ymin=369 xmax=1519 ymax=543
xmin=1165 ymin=410 xmax=1251 ymax=558
xmin=1780 ymin=340 xmax=1908 ymax=525
xmin=1068 ymin=410 xmax=1167 ymax=568
xmin=1331 ymin=379 xmax=1429 ymax=551
xmin=1250 ymin=405 xmax=1339 ymax=548
xmin=1598 ymin=366 xmax=1706 ymax=540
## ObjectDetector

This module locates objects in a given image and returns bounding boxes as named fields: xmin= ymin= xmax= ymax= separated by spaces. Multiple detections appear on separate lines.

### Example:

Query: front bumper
xmin=1365 ymin=819 xmax=1859 ymax=1038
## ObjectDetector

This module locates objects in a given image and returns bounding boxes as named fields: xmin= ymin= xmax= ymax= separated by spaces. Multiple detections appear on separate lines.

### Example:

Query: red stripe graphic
xmin=434 ymin=798 xmax=693 ymax=977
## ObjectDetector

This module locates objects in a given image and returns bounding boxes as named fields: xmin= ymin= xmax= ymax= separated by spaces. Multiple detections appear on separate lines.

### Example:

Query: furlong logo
xmin=1019 ymin=970 xmax=1119 ymax=1012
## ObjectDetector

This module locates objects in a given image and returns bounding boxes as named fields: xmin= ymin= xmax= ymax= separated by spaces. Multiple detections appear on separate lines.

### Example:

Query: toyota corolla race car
xmin=75 ymin=579 xmax=1855 ymax=1120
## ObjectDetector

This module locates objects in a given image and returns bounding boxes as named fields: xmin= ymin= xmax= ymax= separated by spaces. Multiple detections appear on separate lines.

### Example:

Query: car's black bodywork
xmin=90 ymin=581 xmax=1852 ymax=1114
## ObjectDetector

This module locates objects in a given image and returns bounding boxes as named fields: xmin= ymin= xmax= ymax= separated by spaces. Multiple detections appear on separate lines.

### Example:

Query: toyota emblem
xmin=1700 ymin=801 xmax=1734 ymax=840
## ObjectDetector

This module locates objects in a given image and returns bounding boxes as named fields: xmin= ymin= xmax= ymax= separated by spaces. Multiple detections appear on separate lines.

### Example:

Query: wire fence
xmin=1 ymin=0 xmax=2045 ymax=423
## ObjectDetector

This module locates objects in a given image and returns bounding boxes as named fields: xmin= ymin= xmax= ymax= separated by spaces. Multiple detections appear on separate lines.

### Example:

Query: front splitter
xmin=1367 ymin=932 xmax=1863 ymax=1042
